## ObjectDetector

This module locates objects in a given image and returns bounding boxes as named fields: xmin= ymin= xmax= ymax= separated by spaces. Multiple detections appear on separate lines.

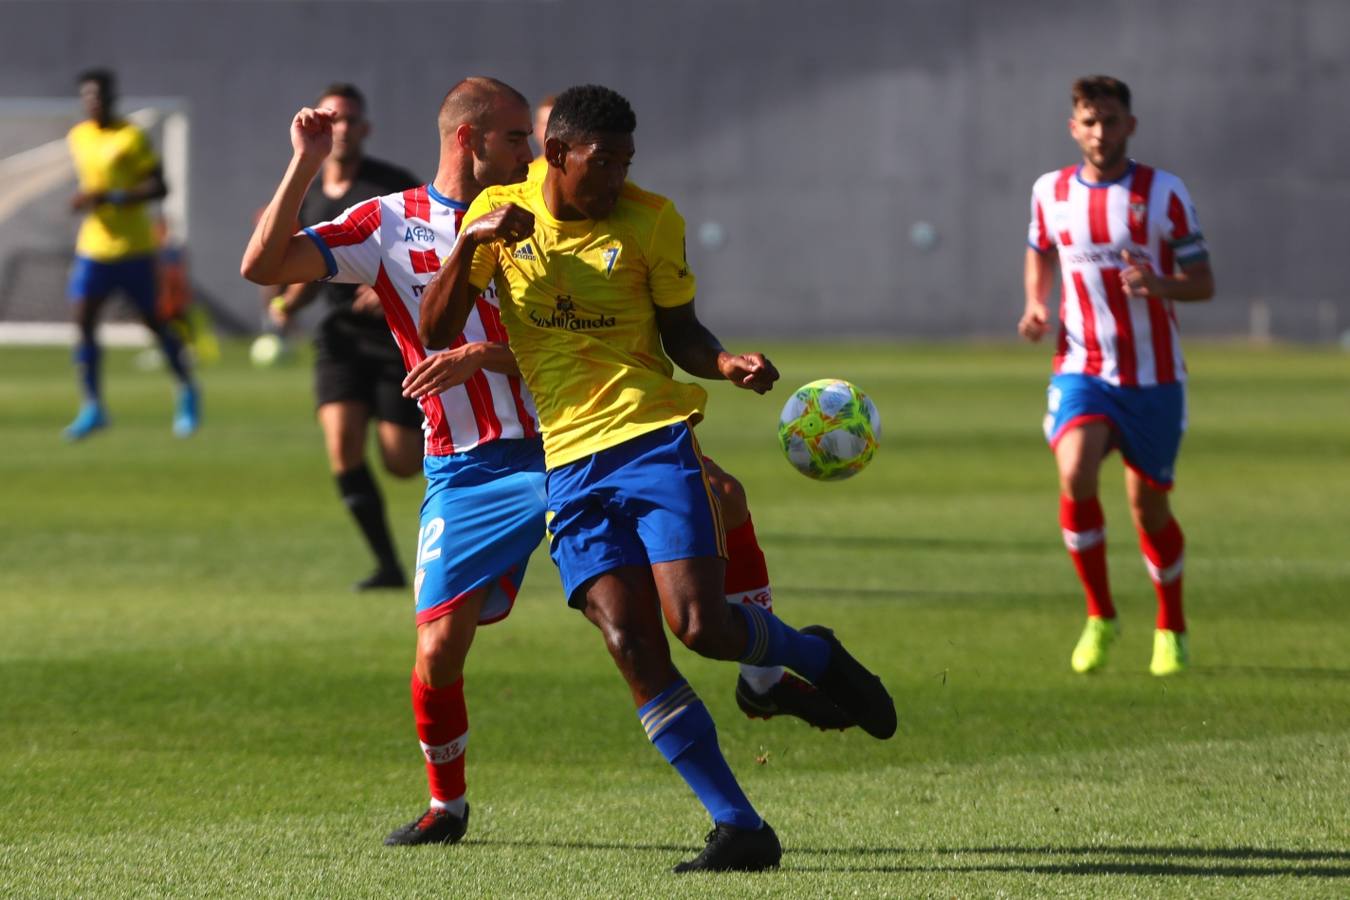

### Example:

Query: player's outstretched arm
xmin=240 ymin=107 xmax=334 ymax=287
xmin=420 ymin=203 xmax=532 ymax=349
xmin=655 ymin=301 xmax=778 ymax=394
xmin=1019 ymin=246 xmax=1057 ymax=342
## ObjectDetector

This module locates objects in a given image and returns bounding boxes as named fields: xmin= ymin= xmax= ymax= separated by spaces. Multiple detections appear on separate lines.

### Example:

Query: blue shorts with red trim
xmin=545 ymin=421 xmax=725 ymax=607
xmin=66 ymin=255 xmax=157 ymax=314
xmin=1043 ymin=373 xmax=1186 ymax=491
xmin=414 ymin=437 xmax=547 ymax=626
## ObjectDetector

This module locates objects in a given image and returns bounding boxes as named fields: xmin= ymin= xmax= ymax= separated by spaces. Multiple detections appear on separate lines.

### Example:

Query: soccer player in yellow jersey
xmin=64 ymin=69 xmax=199 ymax=440
xmin=423 ymin=84 xmax=896 ymax=873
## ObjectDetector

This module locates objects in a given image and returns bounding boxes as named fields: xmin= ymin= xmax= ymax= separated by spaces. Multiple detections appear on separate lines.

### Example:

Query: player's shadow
xmin=786 ymin=843 xmax=1350 ymax=878
xmin=472 ymin=840 xmax=1349 ymax=878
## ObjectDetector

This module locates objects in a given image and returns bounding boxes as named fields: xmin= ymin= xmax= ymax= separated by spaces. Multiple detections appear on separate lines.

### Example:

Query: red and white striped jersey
xmin=1028 ymin=161 xmax=1208 ymax=387
xmin=303 ymin=184 xmax=539 ymax=456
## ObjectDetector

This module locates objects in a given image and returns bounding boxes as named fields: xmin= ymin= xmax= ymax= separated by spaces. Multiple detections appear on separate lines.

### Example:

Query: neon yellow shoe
xmin=1070 ymin=616 xmax=1119 ymax=674
xmin=1150 ymin=629 xmax=1189 ymax=676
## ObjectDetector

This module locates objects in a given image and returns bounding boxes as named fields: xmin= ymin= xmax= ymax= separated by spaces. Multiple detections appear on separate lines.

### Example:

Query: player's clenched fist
xmin=461 ymin=203 xmax=535 ymax=247
xmin=718 ymin=351 xmax=779 ymax=394
xmin=290 ymin=107 xmax=335 ymax=161
xmin=1119 ymin=249 xmax=1160 ymax=298
xmin=1018 ymin=304 xmax=1048 ymax=342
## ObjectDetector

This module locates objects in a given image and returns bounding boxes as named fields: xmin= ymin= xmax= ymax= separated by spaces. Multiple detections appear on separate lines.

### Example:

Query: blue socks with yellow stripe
xmin=638 ymin=678 xmax=761 ymax=830
xmin=732 ymin=603 xmax=831 ymax=683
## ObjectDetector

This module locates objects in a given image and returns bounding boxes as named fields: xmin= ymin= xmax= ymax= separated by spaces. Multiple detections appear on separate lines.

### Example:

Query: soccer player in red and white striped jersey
xmin=1020 ymin=76 xmax=1215 ymax=677
xmin=243 ymin=78 xmax=543 ymax=847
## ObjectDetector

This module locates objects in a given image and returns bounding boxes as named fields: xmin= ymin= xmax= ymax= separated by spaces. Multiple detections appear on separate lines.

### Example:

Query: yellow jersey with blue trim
xmin=464 ymin=177 xmax=703 ymax=469
xmin=67 ymin=119 xmax=159 ymax=261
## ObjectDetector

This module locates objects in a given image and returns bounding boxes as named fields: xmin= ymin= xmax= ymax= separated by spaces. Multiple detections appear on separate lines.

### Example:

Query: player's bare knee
xmin=416 ymin=623 xmax=465 ymax=686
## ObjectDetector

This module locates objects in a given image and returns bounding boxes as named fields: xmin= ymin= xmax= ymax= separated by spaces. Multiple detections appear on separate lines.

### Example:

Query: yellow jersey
xmin=67 ymin=119 xmax=159 ymax=261
xmin=464 ymin=177 xmax=703 ymax=469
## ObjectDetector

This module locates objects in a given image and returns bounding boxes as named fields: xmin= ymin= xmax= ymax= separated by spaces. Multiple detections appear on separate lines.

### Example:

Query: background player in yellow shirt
xmin=65 ymin=69 xmax=199 ymax=440
xmin=425 ymin=84 xmax=896 ymax=872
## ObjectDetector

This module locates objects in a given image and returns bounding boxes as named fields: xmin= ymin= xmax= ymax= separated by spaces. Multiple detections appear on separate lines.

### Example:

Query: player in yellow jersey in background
xmin=65 ymin=69 xmax=199 ymax=440
xmin=423 ymin=84 xmax=896 ymax=872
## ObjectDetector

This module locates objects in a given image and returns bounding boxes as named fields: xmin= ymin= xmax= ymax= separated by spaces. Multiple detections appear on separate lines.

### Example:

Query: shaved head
xmin=438 ymin=77 xmax=529 ymax=138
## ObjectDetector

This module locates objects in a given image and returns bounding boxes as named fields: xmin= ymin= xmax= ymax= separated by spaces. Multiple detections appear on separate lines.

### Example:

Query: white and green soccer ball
xmin=777 ymin=379 xmax=881 ymax=481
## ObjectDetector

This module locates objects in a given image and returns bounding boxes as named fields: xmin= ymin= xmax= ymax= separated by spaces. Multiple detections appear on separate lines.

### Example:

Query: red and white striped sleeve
xmin=302 ymin=197 xmax=385 ymax=284
xmin=1158 ymin=176 xmax=1208 ymax=270
xmin=1027 ymin=175 xmax=1056 ymax=253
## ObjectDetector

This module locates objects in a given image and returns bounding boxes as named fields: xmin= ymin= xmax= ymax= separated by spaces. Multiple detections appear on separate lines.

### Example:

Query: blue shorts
xmin=546 ymin=422 xmax=726 ymax=607
xmin=67 ymin=255 xmax=157 ymax=315
xmin=414 ymin=438 xmax=547 ymax=626
xmin=1043 ymin=373 xmax=1187 ymax=491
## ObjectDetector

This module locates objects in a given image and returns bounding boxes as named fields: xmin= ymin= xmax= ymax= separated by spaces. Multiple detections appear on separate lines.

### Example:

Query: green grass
xmin=1 ymin=342 xmax=1347 ymax=897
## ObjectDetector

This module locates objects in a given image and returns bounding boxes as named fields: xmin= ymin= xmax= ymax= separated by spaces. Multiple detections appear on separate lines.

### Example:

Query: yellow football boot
xmin=1070 ymin=616 xmax=1119 ymax=674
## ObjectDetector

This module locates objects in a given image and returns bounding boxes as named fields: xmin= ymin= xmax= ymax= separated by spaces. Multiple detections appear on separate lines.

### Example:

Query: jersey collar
xmin=1075 ymin=159 xmax=1137 ymax=189
xmin=426 ymin=183 xmax=468 ymax=211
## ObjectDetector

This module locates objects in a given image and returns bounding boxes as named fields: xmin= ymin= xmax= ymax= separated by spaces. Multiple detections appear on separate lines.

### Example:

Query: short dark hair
xmin=1072 ymin=75 xmax=1131 ymax=111
xmin=546 ymin=85 xmax=636 ymax=142
xmin=316 ymin=82 xmax=366 ymax=111
xmin=77 ymin=68 xmax=115 ymax=94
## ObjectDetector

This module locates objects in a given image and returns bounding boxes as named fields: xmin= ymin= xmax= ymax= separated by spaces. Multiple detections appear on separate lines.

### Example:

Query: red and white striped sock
xmin=1140 ymin=518 xmax=1185 ymax=633
xmin=411 ymin=671 xmax=468 ymax=813
xmin=725 ymin=516 xmax=783 ymax=693
xmin=1060 ymin=495 xmax=1115 ymax=620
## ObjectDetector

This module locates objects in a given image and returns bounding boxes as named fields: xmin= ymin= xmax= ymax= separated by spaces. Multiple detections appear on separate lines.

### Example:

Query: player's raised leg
xmin=702 ymin=457 xmax=852 ymax=730
xmin=384 ymin=590 xmax=483 ymax=846
xmin=1054 ymin=420 xmax=1119 ymax=673
xmin=1127 ymin=469 xmax=1188 ymax=676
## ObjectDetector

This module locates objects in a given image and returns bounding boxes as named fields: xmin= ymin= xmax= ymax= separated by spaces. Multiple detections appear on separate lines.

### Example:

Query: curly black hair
xmin=546 ymin=84 xmax=636 ymax=142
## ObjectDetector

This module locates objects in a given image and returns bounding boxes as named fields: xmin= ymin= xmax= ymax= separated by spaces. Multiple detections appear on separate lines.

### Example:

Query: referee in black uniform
xmin=268 ymin=83 xmax=422 ymax=591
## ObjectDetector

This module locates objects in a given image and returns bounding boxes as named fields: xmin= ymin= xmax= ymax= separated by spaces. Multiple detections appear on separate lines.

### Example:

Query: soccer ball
xmin=777 ymin=379 xmax=881 ymax=481
xmin=249 ymin=333 xmax=289 ymax=368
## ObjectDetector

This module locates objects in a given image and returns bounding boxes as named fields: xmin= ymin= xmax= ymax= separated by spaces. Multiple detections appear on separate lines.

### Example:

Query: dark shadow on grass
xmin=791 ymin=861 xmax=1349 ymax=878
xmin=788 ymin=844 xmax=1349 ymax=878
xmin=472 ymin=839 xmax=1349 ymax=878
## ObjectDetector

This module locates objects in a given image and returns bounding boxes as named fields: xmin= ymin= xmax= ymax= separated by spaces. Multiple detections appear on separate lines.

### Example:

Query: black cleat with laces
xmin=383 ymin=803 xmax=470 ymax=846
xmin=735 ymin=673 xmax=854 ymax=731
xmin=801 ymin=625 xmax=897 ymax=739
xmin=673 ymin=821 xmax=782 ymax=873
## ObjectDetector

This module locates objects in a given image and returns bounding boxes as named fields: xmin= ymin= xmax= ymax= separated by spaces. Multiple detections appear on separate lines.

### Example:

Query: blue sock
xmin=73 ymin=340 xmax=101 ymax=404
xmin=733 ymin=603 xmax=831 ymax=683
xmin=638 ymin=679 xmax=761 ymax=830
xmin=152 ymin=325 xmax=191 ymax=382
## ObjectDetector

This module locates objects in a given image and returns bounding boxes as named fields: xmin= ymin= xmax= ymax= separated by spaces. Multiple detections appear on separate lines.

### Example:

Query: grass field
xmin=1 ymin=341 xmax=1347 ymax=898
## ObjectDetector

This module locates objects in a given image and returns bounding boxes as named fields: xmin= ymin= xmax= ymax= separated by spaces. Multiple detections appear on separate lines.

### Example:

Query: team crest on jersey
xmin=1128 ymin=202 xmax=1147 ymax=231
xmin=513 ymin=243 xmax=537 ymax=261
xmin=601 ymin=245 xmax=620 ymax=276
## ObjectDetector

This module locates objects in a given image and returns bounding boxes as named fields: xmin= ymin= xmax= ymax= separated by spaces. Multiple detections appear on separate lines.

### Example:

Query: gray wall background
xmin=2 ymin=0 xmax=1346 ymax=339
